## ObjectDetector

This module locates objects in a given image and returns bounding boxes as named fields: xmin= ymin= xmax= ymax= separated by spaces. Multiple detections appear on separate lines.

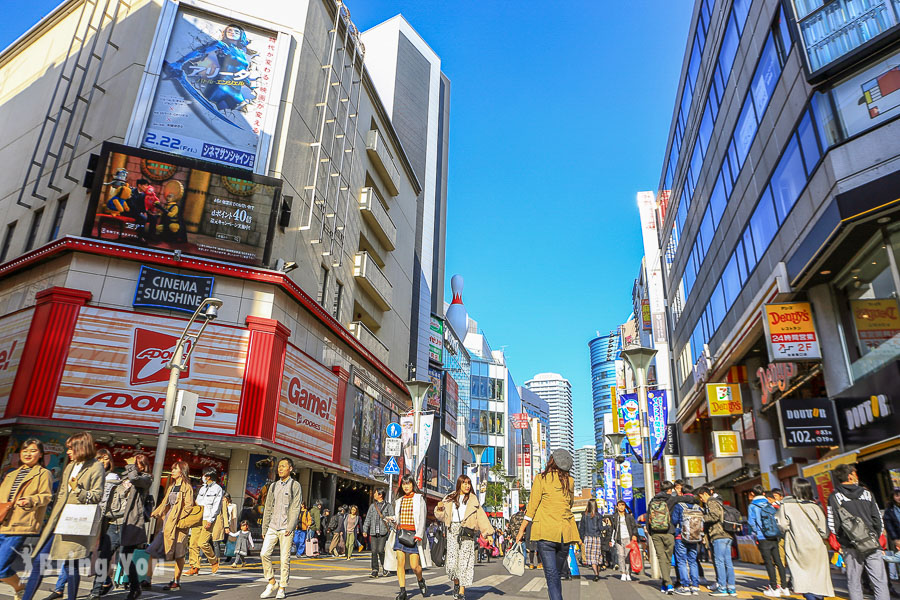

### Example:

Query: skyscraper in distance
xmin=524 ymin=373 xmax=573 ymax=455
xmin=589 ymin=331 xmax=620 ymax=458
xmin=574 ymin=445 xmax=596 ymax=491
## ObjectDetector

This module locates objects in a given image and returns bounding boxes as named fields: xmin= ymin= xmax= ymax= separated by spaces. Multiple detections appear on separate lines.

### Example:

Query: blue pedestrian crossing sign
xmin=383 ymin=456 xmax=400 ymax=475
xmin=386 ymin=422 xmax=402 ymax=438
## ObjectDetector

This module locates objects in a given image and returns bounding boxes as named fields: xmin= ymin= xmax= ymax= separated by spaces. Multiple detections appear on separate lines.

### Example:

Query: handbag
xmin=177 ymin=505 xmax=204 ymax=530
xmin=397 ymin=528 xmax=417 ymax=547
xmin=0 ymin=502 xmax=12 ymax=524
xmin=458 ymin=526 xmax=477 ymax=542
xmin=54 ymin=503 xmax=101 ymax=536
xmin=502 ymin=546 xmax=525 ymax=576
xmin=147 ymin=531 xmax=166 ymax=559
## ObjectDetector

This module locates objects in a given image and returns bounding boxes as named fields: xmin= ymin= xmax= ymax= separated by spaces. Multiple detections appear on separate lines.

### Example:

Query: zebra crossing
xmin=359 ymin=571 xmax=592 ymax=594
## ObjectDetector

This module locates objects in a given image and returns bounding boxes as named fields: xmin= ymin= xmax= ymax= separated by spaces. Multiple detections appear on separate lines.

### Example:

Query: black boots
xmin=417 ymin=578 xmax=427 ymax=597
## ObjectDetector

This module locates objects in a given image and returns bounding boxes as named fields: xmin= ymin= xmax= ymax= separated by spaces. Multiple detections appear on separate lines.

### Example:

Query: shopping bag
xmin=54 ymin=504 xmax=101 ymax=536
xmin=113 ymin=549 xmax=151 ymax=585
xmin=627 ymin=541 xmax=643 ymax=574
xmin=305 ymin=538 xmax=318 ymax=557
xmin=567 ymin=544 xmax=580 ymax=577
xmin=502 ymin=546 xmax=525 ymax=576
xmin=225 ymin=540 xmax=236 ymax=558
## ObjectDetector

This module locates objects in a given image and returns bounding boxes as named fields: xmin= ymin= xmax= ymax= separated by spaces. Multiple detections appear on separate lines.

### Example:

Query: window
xmin=50 ymin=195 xmax=68 ymax=240
xmin=797 ymin=110 xmax=822 ymax=173
xmin=332 ymin=282 xmax=343 ymax=320
xmin=776 ymin=5 xmax=792 ymax=56
xmin=24 ymin=208 xmax=43 ymax=252
xmin=699 ymin=208 xmax=714 ymax=256
xmin=734 ymin=97 xmax=757 ymax=167
xmin=318 ymin=265 xmax=329 ymax=306
xmin=751 ymin=36 xmax=780 ymax=118
xmin=0 ymin=222 xmax=15 ymax=263
xmin=723 ymin=253 xmax=741 ymax=308
xmin=698 ymin=103 xmax=714 ymax=155
xmin=770 ymin=136 xmax=806 ymax=222
xmin=749 ymin=188 xmax=778 ymax=263
xmin=795 ymin=0 xmax=893 ymax=71
xmin=709 ymin=174 xmax=727 ymax=225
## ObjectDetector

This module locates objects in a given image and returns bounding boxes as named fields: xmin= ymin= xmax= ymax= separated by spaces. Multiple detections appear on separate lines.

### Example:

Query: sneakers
xmin=621 ymin=574 xmax=628 ymax=581
xmin=162 ymin=581 xmax=180 ymax=592
xmin=666 ymin=585 xmax=674 ymax=595
xmin=260 ymin=583 xmax=277 ymax=599
xmin=710 ymin=592 xmax=730 ymax=597
xmin=763 ymin=587 xmax=780 ymax=597
xmin=275 ymin=588 xmax=286 ymax=599
xmin=690 ymin=587 xmax=699 ymax=595
xmin=47 ymin=591 xmax=64 ymax=600
xmin=776 ymin=587 xmax=790 ymax=596
xmin=674 ymin=587 xmax=691 ymax=595
xmin=211 ymin=562 xmax=219 ymax=574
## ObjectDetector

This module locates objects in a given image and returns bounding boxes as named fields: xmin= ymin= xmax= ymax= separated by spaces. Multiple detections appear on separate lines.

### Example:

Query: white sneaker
xmin=763 ymin=587 xmax=779 ymax=597
xmin=777 ymin=587 xmax=790 ymax=597
xmin=260 ymin=583 xmax=277 ymax=598
xmin=276 ymin=588 xmax=286 ymax=599
xmin=621 ymin=574 xmax=627 ymax=581
xmin=626 ymin=574 xmax=633 ymax=581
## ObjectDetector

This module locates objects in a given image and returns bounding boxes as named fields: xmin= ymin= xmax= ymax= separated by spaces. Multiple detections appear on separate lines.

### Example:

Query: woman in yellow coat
xmin=150 ymin=461 xmax=194 ymax=591
xmin=516 ymin=450 xmax=580 ymax=600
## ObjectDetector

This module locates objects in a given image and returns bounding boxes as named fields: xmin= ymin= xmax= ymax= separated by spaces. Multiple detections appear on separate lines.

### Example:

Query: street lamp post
xmin=620 ymin=346 xmax=660 ymax=580
xmin=404 ymin=380 xmax=432 ymax=487
xmin=605 ymin=431 xmax=626 ymax=503
xmin=148 ymin=297 xmax=224 ymax=504
xmin=470 ymin=443 xmax=488 ymax=504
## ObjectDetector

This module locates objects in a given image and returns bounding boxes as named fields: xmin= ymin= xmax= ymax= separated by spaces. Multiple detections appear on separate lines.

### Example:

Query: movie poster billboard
xmin=83 ymin=143 xmax=280 ymax=266
xmin=138 ymin=7 xmax=286 ymax=172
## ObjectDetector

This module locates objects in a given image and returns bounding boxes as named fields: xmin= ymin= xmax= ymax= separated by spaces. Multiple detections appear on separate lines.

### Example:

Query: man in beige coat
xmin=259 ymin=458 xmax=302 ymax=600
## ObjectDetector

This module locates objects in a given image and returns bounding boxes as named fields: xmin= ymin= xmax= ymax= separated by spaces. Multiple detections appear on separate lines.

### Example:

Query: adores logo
xmin=131 ymin=328 xmax=192 ymax=385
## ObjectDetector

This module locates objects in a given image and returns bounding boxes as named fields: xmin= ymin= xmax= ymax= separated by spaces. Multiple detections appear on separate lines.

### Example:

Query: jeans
xmin=22 ymin=538 xmax=83 ymax=600
xmin=758 ymin=538 xmax=785 ymax=588
xmin=651 ymin=533 xmax=675 ymax=587
xmin=674 ymin=539 xmax=699 ymax=587
xmin=370 ymin=534 xmax=388 ymax=571
xmin=845 ymin=550 xmax=889 ymax=600
xmin=536 ymin=541 xmax=570 ymax=600
xmin=293 ymin=529 xmax=307 ymax=557
xmin=712 ymin=538 xmax=735 ymax=591
xmin=0 ymin=535 xmax=26 ymax=579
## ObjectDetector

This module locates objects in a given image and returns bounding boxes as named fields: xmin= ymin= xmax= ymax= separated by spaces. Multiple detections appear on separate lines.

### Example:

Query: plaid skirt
xmin=583 ymin=536 xmax=604 ymax=566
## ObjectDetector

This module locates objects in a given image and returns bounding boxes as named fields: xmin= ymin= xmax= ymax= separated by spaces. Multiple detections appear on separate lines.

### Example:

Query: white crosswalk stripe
xmin=520 ymin=577 xmax=546 ymax=592
xmin=470 ymin=574 xmax=512 ymax=589
xmin=324 ymin=573 xmax=369 ymax=580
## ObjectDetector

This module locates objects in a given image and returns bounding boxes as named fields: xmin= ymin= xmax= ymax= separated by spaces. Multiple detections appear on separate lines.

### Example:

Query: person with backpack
xmin=648 ymin=481 xmax=695 ymax=594
xmin=259 ymin=458 xmax=302 ymax=600
xmin=697 ymin=487 xmax=736 ymax=596
xmin=672 ymin=484 xmax=704 ymax=595
xmin=776 ymin=478 xmax=834 ymax=600
xmin=748 ymin=485 xmax=787 ymax=596
xmin=827 ymin=463 xmax=889 ymax=600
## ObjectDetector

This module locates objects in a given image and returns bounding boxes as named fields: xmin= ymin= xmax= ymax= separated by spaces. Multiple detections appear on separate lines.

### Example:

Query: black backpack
xmin=431 ymin=525 xmax=446 ymax=566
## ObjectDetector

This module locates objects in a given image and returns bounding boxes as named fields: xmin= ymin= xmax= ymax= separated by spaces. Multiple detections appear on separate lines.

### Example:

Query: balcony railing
xmin=354 ymin=251 xmax=392 ymax=311
xmin=349 ymin=321 xmax=390 ymax=365
xmin=366 ymin=130 xmax=400 ymax=196
xmin=359 ymin=187 xmax=397 ymax=251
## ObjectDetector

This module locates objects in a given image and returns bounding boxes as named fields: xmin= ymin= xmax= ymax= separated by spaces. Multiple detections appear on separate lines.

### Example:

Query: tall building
xmin=588 ymin=332 xmax=620 ymax=457
xmin=574 ymin=445 xmax=596 ymax=491
xmin=657 ymin=0 xmax=900 ymax=505
xmin=525 ymin=373 xmax=574 ymax=454
xmin=0 ymin=0 xmax=445 ymax=512
xmin=361 ymin=17 xmax=450 ymax=383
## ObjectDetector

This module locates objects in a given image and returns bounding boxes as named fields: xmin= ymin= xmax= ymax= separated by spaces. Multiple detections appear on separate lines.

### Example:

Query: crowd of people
xmin=0 ymin=434 xmax=897 ymax=600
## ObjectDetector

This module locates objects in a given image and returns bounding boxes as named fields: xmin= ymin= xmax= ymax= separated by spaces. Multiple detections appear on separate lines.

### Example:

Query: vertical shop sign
xmin=763 ymin=302 xmax=822 ymax=361
xmin=604 ymin=458 xmax=616 ymax=513
xmin=429 ymin=315 xmax=444 ymax=363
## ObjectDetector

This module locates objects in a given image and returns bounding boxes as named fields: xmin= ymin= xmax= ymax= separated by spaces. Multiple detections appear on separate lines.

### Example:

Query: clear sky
xmin=2 ymin=1 xmax=692 ymax=454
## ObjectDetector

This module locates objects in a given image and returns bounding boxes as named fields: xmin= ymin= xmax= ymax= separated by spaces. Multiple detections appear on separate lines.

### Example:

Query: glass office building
xmin=589 ymin=331 xmax=621 ymax=457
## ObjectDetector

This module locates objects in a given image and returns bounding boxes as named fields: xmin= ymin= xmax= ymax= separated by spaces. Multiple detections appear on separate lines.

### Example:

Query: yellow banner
xmin=851 ymin=298 xmax=900 ymax=350
xmin=706 ymin=383 xmax=743 ymax=416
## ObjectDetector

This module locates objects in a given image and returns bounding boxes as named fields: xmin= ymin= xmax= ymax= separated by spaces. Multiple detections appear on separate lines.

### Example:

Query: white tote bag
xmin=503 ymin=546 xmax=525 ymax=576
xmin=54 ymin=504 xmax=101 ymax=536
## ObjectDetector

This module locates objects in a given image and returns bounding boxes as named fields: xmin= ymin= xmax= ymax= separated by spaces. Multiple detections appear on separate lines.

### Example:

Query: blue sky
xmin=3 ymin=2 xmax=692 ymax=453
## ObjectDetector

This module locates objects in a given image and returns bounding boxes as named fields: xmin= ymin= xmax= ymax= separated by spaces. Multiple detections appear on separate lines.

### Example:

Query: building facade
xmin=524 ymin=372 xmax=574 ymax=455
xmin=657 ymin=0 xmax=900 ymax=507
xmin=574 ymin=445 xmax=596 ymax=490
xmin=0 ymin=0 xmax=447 ymax=515
xmin=588 ymin=331 xmax=620 ymax=457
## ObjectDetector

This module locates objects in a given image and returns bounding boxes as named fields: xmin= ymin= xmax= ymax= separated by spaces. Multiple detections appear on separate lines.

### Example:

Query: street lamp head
xmin=605 ymin=432 xmax=626 ymax=452
xmin=404 ymin=379 xmax=433 ymax=413
xmin=620 ymin=346 xmax=657 ymax=385
xmin=203 ymin=298 xmax=224 ymax=321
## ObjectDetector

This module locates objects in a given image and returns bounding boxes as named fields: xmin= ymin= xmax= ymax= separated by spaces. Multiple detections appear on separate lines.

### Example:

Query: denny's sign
xmin=706 ymin=383 xmax=743 ymax=417
xmin=763 ymin=302 xmax=822 ymax=362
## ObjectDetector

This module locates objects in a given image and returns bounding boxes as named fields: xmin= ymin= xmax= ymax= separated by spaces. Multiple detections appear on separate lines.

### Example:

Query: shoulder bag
xmin=397 ymin=528 xmax=417 ymax=547
xmin=177 ymin=505 xmax=204 ymax=529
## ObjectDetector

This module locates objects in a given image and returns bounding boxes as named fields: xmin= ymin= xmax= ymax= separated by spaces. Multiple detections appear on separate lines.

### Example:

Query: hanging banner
xmin=603 ymin=458 xmax=616 ymax=514
xmin=619 ymin=460 xmax=634 ymax=512
xmin=647 ymin=390 xmax=668 ymax=460
xmin=641 ymin=299 xmax=652 ymax=330
xmin=763 ymin=302 xmax=822 ymax=361
xmin=706 ymin=383 xmax=744 ymax=416
xmin=620 ymin=393 xmax=642 ymax=457
xmin=416 ymin=412 xmax=435 ymax=470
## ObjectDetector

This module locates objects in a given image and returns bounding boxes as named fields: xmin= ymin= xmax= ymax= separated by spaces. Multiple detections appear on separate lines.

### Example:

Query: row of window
xmin=681 ymin=104 xmax=825 ymax=376
xmin=0 ymin=196 xmax=69 ymax=264
xmin=680 ymin=18 xmax=793 ymax=303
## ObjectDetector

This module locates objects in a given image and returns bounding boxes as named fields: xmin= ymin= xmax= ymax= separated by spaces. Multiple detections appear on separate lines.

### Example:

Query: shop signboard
xmin=762 ymin=302 xmax=822 ymax=361
xmin=712 ymin=430 xmax=743 ymax=458
xmin=83 ymin=143 xmax=281 ymax=267
xmin=133 ymin=6 xmax=287 ymax=172
xmin=664 ymin=455 xmax=679 ymax=482
xmin=276 ymin=343 xmax=340 ymax=462
xmin=429 ymin=315 xmax=444 ymax=364
xmin=641 ymin=299 xmax=651 ymax=330
xmin=850 ymin=298 xmax=900 ymax=351
xmin=133 ymin=266 xmax=214 ymax=313
xmin=0 ymin=308 xmax=33 ymax=418
xmin=831 ymin=47 xmax=900 ymax=141
xmin=511 ymin=413 xmax=530 ymax=430
xmin=620 ymin=393 xmax=642 ymax=456
xmin=778 ymin=397 xmax=839 ymax=447
xmin=834 ymin=360 xmax=900 ymax=447
xmin=53 ymin=306 xmax=247 ymax=434
xmin=664 ymin=423 xmax=680 ymax=455
xmin=442 ymin=373 xmax=458 ymax=438
xmin=683 ymin=455 xmax=706 ymax=478
xmin=757 ymin=361 xmax=798 ymax=405
xmin=426 ymin=366 xmax=442 ymax=412
xmin=706 ymin=383 xmax=743 ymax=416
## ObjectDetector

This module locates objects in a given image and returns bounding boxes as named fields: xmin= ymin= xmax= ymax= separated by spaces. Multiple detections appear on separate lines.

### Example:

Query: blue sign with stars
xmin=383 ymin=456 xmax=400 ymax=475
xmin=385 ymin=422 xmax=402 ymax=438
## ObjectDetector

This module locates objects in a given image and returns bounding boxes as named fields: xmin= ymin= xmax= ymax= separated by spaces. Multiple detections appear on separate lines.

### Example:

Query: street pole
xmin=147 ymin=297 xmax=223 ymax=506
xmin=621 ymin=347 xmax=660 ymax=580
xmin=404 ymin=380 xmax=431 ymax=490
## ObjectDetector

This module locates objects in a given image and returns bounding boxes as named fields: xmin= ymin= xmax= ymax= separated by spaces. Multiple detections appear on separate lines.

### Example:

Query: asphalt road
xmin=8 ymin=551 xmax=852 ymax=600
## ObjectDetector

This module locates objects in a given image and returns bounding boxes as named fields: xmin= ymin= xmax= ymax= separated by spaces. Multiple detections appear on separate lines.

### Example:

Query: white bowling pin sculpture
xmin=445 ymin=274 xmax=468 ymax=341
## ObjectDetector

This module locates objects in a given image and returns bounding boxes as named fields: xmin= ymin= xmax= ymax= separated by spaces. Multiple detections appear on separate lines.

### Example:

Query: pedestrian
xmin=515 ymin=449 xmax=581 ymax=600
xmin=88 ymin=448 xmax=121 ymax=600
xmin=148 ymin=460 xmax=194 ymax=591
xmin=344 ymin=505 xmax=363 ymax=560
xmin=578 ymin=499 xmax=604 ymax=582
xmin=310 ymin=501 xmax=323 ymax=556
xmin=293 ymin=502 xmax=311 ymax=558
xmin=259 ymin=458 xmax=302 ymax=600
xmin=525 ymin=521 xmax=541 ymax=569
xmin=884 ymin=488 xmax=900 ymax=584
xmin=219 ymin=492 xmax=237 ymax=560
xmin=435 ymin=474 xmax=493 ymax=600
xmin=363 ymin=488 xmax=393 ymax=577
xmin=188 ymin=467 xmax=223 ymax=575
xmin=648 ymin=481 xmax=687 ymax=594
xmin=599 ymin=515 xmax=613 ymax=570
xmin=22 ymin=432 xmax=104 ymax=600
xmin=672 ymin=484 xmax=703 ymax=595
xmin=0 ymin=438 xmax=52 ymax=600
xmin=609 ymin=500 xmax=638 ymax=581
xmin=775 ymin=478 xmax=834 ymax=600
xmin=321 ymin=508 xmax=333 ymax=554
xmin=387 ymin=474 xmax=428 ymax=600
xmin=228 ymin=521 xmax=255 ymax=568
xmin=748 ymin=485 xmax=788 ymax=596
xmin=104 ymin=455 xmax=151 ymax=600
xmin=329 ymin=506 xmax=346 ymax=557
xmin=507 ymin=506 xmax=525 ymax=556
xmin=827 ymin=463 xmax=889 ymax=600
xmin=476 ymin=533 xmax=493 ymax=563
xmin=697 ymin=486 xmax=736 ymax=596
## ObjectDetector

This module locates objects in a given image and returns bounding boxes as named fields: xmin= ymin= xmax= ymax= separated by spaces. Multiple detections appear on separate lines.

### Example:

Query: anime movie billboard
xmin=139 ymin=8 xmax=285 ymax=172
